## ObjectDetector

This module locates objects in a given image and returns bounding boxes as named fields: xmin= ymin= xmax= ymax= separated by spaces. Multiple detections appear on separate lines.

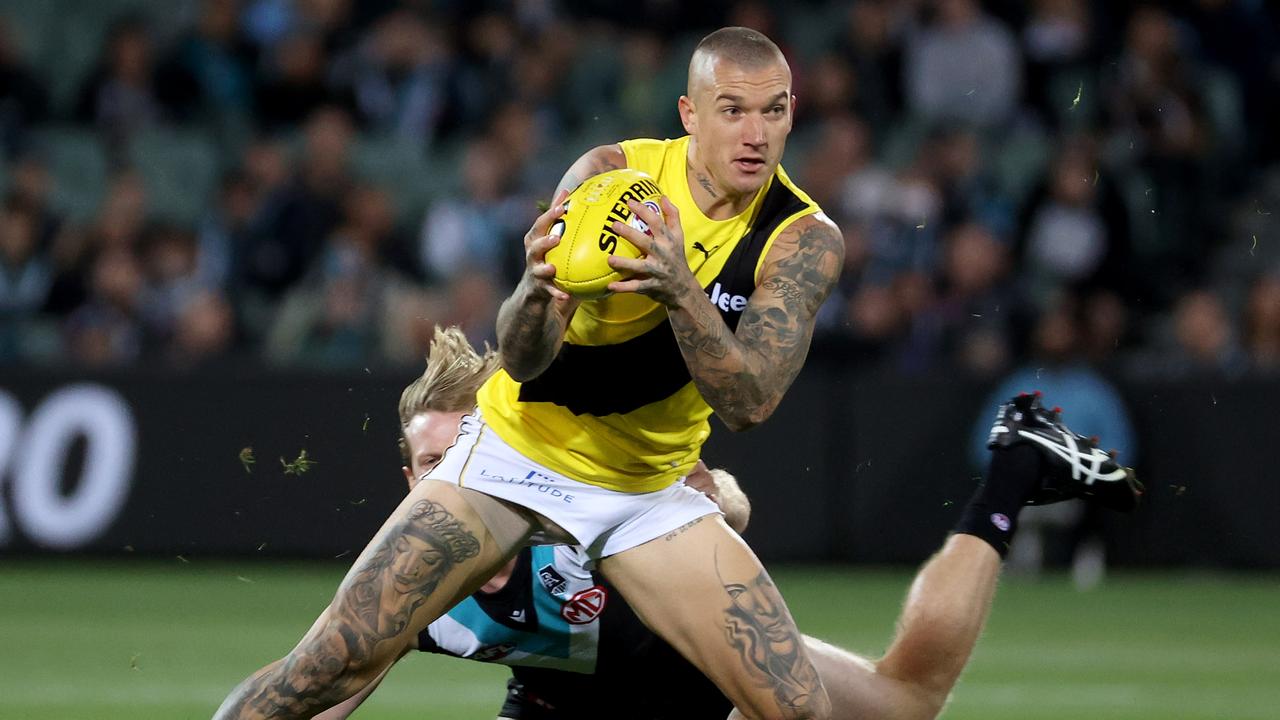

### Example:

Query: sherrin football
xmin=545 ymin=168 xmax=664 ymax=299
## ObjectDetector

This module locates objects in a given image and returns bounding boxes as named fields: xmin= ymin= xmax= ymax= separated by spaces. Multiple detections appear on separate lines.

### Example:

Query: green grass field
xmin=1 ymin=560 xmax=1277 ymax=719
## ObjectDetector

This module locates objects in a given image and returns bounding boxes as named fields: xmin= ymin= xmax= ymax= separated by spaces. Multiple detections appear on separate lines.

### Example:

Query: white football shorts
xmin=423 ymin=408 xmax=720 ymax=560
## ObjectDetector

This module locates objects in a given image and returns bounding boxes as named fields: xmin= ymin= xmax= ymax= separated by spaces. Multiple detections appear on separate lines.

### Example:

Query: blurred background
xmin=0 ymin=0 xmax=1277 ymax=718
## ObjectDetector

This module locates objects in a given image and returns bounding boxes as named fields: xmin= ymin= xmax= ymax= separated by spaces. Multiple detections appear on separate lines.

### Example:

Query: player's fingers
xmin=530 ymin=191 xmax=569 ymax=237
xmin=607 ymin=277 xmax=650 ymax=294
xmin=610 ymin=220 xmax=653 ymax=253
xmin=530 ymin=261 xmax=556 ymax=280
xmin=530 ymin=264 xmax=570 ymax=301
xmin=544 ymin=283 xmax=571 ymax=302
xmin=606 ymin=254 xmax=647 ymax=274
xmin=527 ymin=233 xmax=561 ymax=263
xmin=627 ymin=199 xmax=665 ymax=234
xmin=658 ymin=195 xmax=680 ymax=228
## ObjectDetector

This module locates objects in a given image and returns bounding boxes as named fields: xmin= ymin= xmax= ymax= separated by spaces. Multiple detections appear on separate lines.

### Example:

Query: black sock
xmin=954 ymin=445 xmax=1044 ymax=558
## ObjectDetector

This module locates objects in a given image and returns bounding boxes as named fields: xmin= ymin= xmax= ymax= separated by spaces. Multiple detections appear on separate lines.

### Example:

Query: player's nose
xmin=742 ymin=114 xmax=766 ymax=147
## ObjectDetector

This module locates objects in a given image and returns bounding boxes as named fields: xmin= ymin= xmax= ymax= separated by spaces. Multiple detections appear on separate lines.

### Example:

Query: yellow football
xmin=545 ymin=168 xmax=664 ymax=299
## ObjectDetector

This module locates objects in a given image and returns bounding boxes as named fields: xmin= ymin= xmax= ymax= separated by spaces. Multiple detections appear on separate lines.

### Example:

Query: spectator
xmin=6 ymin=153 xmax=62 ymax=249
xmin=265 ymin=184 xmax=409 ymax=368
xmin=1185 ymin=0 xmax=1280 ymax=167
xmin=1244 ymin=273 xmax=1280 ymax=373
xmin=1017 ymin=135 xmax=1133 ymax=308
xmin=1021 ymin=0 xmax=1096 ymax=129
xmin=75 ymin=16 xmax=187 ymax=145
xmin=253 ymin=30 xmax=345 ymax=132
xmin=901 ymin=221 xmax=1015 ymax=374
xmin=0 ymin=18 xmax=49 ymax=158
xmin=162 ymin=0 xmax=257 ymax=121
xmin=453 ymin=13 xmax=520 ymax=134
xmin=904 ymin=0 xmax=1021 ymax=129
xmin=835 ymin=0 xmax=906 ymax=138
xmin=489 ymin=100 xmax=563 ymax=198
xmin=169 ymin=289 xmax=237 ymax=367
xmin=138 ymin=224 xmax=206 ymax=342
xmin=417 ymin=135 xmax=527 ymax=287
xmin=927 ymin=127 xmax=1010 ymax=236
xmin=331 ymin=8 xmax=456 ymax=147
xmin=65 ymin=247 xmax=146 ymax=366
xmin=0 ymin=196 xmax=51 ymax=317
xmin=796 ymin=52 xmax=857 ymax=132
xmin=1135 ymin=288 xmax=1247 ymax=378
xmin=196 ymin=170 xmax=257 ymax=293
xmin=1106 ymin=6 xmax=1215 ymax=294
xmin=800 ymin=113 xmax=875 ymax=211
xmin=246 ymin=107 xmax=354 ymax=298
xmin=614 ymin=30 xmax=673 ymax=138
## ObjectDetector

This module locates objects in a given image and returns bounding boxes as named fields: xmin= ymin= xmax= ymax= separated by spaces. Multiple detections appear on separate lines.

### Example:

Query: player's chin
xmin=727 ymin=162 xmax=772 ymax=193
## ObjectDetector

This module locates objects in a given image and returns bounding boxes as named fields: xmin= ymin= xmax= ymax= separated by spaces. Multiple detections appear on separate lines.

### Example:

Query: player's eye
xmin=721 ymin=106 xmax=740 ymax=117
xmin=768 ymin=105 xmax=785 ymax=116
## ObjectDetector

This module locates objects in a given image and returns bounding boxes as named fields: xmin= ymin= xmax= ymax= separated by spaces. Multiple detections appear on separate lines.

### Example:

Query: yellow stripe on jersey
xmin=477 ymin=136 xmax=821 ymax=492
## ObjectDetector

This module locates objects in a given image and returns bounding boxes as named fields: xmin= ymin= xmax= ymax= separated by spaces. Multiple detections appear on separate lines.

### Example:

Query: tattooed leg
xmin=601 ymin=515 xmax=831 ymax=720
xmin=214 ymin=481 xmax=532 ymax=719
xmin=717 ymin=553 xmax=826 ymax=715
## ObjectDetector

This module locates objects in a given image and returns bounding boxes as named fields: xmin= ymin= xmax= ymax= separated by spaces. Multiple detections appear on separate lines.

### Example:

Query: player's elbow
xmin=499 ymin=350 xmax=550 ymax=383
xmin=721 ymin=403 xmax=778 ymax=432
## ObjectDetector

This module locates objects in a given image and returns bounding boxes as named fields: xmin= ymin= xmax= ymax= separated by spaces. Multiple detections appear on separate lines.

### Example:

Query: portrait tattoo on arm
xmin=716 ymin=551 xmax=826 ymax=719
xmin=216 ymin=500 xmax=481 ymax=719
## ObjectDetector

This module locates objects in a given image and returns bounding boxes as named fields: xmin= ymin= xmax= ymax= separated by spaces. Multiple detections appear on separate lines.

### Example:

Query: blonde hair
xmin=398 ymin=326 xmax=499 ymax=460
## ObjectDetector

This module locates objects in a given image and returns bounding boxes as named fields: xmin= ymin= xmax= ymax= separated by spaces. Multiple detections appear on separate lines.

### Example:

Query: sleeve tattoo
xmin=669 ymin=218 xmax=844 ymax=428
xmin=215 ymin=500 xmax=481 ymax=719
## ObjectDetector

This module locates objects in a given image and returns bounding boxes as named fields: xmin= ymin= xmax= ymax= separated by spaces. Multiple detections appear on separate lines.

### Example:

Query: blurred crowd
xmin=0 ymin=0 xmax=1278 ymax=378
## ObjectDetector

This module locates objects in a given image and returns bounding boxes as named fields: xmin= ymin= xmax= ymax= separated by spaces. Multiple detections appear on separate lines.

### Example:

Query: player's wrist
xmin=664 ymin=273 xmax=706 ymax=311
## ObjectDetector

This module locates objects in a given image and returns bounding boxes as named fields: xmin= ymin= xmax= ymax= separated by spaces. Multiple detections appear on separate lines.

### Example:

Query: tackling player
xmin=315 ymin=327 xmax=1141 ymax=720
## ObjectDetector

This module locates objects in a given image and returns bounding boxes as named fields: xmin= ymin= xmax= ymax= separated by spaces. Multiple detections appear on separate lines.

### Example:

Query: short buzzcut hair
xmin=688 ymin=26 xmax=786 ymax=93
xmin=397 ymin=326 xmax=499 ymax=461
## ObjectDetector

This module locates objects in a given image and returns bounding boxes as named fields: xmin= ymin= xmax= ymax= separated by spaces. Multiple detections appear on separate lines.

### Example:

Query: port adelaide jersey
xmin=418 ymin=545 xmax=605 ymax=672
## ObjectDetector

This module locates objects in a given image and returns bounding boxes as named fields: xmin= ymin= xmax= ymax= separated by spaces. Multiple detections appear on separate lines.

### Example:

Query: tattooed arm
xmin=213 ymin=499 xmax=483 ymax=719
xmin=553 ymin=144 xmax=625 ymax=198
xmin=495 ymin=144 xmax=623 ymax=381
xmin=607 ymin=204 xmax=843 ymax=430
xmin=669 ymin=213 xmax=843 ymax=431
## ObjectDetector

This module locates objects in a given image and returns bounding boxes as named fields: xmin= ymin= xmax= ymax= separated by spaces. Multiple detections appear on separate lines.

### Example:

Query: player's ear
xmin=678 ymin=95 xmax=696 ymax=135
xmin=402 ymin=466 xmax=416 ymax=491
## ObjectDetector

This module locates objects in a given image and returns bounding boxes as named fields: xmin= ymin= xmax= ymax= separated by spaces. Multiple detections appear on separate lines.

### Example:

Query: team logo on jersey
xmin=561 ymin=585 xmax=608 ymax=624
xmin=537 ymin=564 xmax=568 ymax=595
xmin=471 ymin=642 xmax=517 ymax=662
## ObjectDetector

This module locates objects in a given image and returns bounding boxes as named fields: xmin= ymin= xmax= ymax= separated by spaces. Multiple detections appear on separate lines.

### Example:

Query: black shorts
xmin=500 ymin=665 xmax=733 ymax=720
xmin=499 ymin=678 xmax=557 ymax=720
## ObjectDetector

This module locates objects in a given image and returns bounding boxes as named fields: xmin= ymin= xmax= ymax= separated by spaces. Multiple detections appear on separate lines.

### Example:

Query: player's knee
xmin=736 ymin=684 xmax=831 ymax=720
xmin=873 ymin=660 xmax=950 ymax=720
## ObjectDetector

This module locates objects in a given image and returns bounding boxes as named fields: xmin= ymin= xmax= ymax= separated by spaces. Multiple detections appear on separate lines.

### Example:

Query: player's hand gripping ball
xmin=545 ymin=168 xmax=664 ymax=299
